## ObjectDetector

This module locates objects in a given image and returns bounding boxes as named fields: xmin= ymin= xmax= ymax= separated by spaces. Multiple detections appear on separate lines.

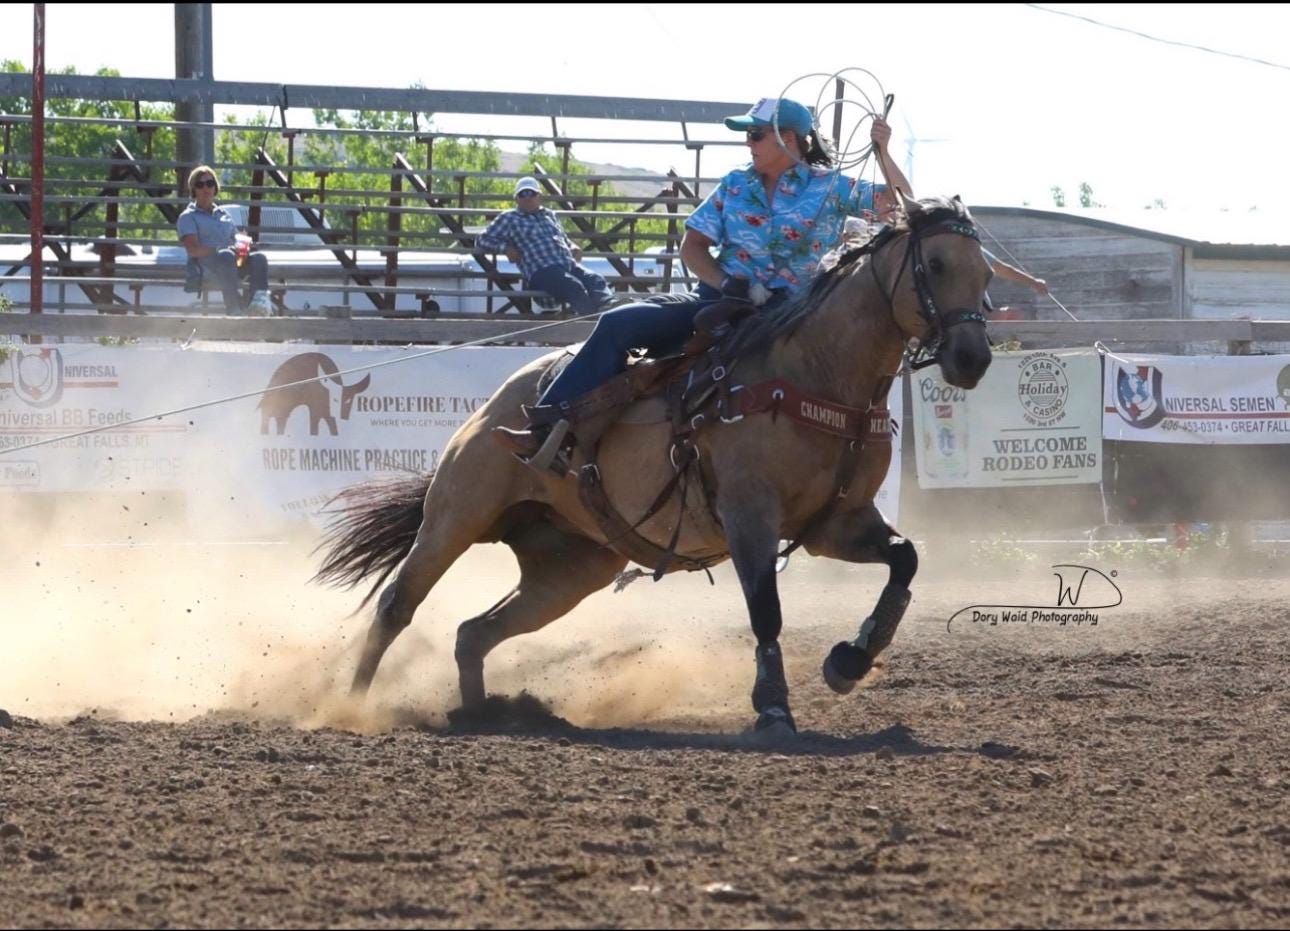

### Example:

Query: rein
xmin=583 ymin=208 xmax=985 ymax=578
xmin=725 ymin=214 xmax=985 ymax=557
xmin=906 ymin=219 xmax=987 ymax=369
xmin=868 ymin=217 xmax=988 ymax=371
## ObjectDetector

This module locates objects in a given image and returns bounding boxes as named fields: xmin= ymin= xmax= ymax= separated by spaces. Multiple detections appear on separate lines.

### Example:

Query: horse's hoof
xmin=754 ymin=705 xmax=797 ymax=734
xmin=823 ymin=642 xmax=873 ymax=695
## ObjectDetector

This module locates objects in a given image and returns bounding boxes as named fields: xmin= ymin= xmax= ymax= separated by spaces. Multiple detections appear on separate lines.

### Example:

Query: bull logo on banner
xmin=8 ymin=347 xmax=64 ymax=408
xmin=1114 ymin=365 xmax=1165 ymax=429
xmin=258 ymin=352 xmax=371 ymax=436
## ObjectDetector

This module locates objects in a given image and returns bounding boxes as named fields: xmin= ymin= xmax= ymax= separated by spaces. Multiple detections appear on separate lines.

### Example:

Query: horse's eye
xmin=929 ymin=257 xmax=945 ymax=274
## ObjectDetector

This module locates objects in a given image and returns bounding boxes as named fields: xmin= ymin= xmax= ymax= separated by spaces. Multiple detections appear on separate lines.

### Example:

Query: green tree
xmin=2 ymin=68 xmax=673 ymax=257
xmin=214 ymin=103 xmax=511 ymax=246
xmin=0 ymin=61 xmax=177 ymax=237
xmin=212 ymin=105 xmax=664 ymax=250
xmin=1078 ymin=181 xmax=1102 ymax=208
xmin=521 ymin=141 xmax=674 ymax=243
xmin=1050 ymin=185 xmax=1065 ymax=208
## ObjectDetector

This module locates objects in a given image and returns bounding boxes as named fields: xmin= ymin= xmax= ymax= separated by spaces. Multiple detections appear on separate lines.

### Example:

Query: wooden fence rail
xmin=2 ymin=314 xmax=1288 ymax=347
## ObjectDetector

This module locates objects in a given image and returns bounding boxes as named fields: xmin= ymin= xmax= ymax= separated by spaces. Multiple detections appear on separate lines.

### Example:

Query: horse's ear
xmin=897 ymin=188 xmax=918 ymax=216
xmin=947 ymin=194 xmax=974 ymax=221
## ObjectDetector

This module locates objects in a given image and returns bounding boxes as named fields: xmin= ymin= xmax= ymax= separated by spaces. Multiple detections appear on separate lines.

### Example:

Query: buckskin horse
xmin=316 ymin=195 xmax=993 ymax=733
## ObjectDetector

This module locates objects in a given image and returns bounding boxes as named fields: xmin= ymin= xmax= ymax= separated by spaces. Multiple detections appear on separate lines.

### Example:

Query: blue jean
xmin=198 ymin=249 xmax=269 ymax=313
xmin=537 ymin=283 xmax=727 ymax=408
xmin=528 ymin=263 xmax=612 ymax=316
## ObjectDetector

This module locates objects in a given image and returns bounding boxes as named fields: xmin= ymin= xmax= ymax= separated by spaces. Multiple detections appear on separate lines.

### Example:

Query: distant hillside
xmin=497 ymin=150 xmax=669 ymax=201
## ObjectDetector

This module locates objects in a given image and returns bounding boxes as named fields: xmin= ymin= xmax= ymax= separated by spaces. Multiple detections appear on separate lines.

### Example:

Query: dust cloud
xmin=7 ymin=483 xmax=1272 ymax=731
xmin=0 ymin=492 xmax=764 ymax=731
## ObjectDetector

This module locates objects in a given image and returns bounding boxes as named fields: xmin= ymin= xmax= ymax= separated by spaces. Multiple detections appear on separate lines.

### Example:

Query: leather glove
xmin=719 ymin=276 xmax=751 ymax=302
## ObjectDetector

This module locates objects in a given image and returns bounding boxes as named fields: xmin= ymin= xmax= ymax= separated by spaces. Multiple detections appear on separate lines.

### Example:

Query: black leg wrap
xmin=821 ymin=585 xmax=909 ymax=695
xmin=887 ymin=537 xmax=918 ymax=589
xmin=854 ymin=583 xmax=911 ymax=656
xmin=829 ymin=641 xmax=874 ymax=679
xmin=822 ymin=641 xmax=872 ymax=695
xmin=751 ymin=641 xmax=790 ymax=713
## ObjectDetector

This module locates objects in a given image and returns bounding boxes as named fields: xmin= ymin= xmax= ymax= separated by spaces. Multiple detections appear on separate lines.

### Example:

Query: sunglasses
xmin=516 ymin=190 xmax=539 ymax=199
xmin=192 ymin=178 xmax=217 ymax=189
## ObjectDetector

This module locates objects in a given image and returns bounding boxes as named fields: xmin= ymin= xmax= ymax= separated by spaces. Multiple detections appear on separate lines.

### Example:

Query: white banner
xmin=0 ymin=343 xmax=547 ymax=529
xmin=1104 ymin=352 xmax=1290 ymax=444
xmin=912 ymin=349 xmax=1103 ymax=488
xmin=874 ymin=380 xmax=903 ymax=523
xmin=0 ymin=342 xmax=903 ymax=532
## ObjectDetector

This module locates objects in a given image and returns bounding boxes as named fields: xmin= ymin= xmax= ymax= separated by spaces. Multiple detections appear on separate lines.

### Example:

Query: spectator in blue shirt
xmin=474 ymin=177 xmax=612 ymax=315
xmin=176 ymin=165 xmax=272 ymax=315
xmin=495 ymin=97 xmax=912 ymax=470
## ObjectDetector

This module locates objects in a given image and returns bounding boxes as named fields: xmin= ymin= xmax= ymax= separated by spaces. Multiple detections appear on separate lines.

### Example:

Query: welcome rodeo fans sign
xmin=911 ymin=349 xmax=1103 ymax=488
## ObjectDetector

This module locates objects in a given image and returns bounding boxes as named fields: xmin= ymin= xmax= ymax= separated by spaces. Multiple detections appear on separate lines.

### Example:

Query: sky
xmin=3 ymin=2 xmax=1290 ymax=215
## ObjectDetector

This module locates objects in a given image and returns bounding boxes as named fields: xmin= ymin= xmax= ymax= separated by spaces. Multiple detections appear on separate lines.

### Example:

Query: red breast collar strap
xmin=735 ymin=378 xmax=891 ymax=443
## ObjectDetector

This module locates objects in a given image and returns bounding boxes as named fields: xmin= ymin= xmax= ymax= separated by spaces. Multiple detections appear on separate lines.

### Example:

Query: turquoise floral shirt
xmin=686 ymin=165 xmax=879 ymax=296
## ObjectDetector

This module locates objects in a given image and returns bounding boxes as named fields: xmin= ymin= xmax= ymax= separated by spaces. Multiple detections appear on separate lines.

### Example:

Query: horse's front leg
xmin=719 ymin=488 xmax=795 ymax=733
xmin=805 ymin=504 xmax=916 ymax=694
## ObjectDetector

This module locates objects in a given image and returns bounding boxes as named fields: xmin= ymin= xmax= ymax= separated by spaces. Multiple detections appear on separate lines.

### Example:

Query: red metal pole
xmin=30 ymin=3 xmax=45 ymax=316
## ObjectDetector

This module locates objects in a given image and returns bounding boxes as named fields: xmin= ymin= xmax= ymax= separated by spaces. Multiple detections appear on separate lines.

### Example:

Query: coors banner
xmin=912 ymin=349 xmax=1102 ymax=488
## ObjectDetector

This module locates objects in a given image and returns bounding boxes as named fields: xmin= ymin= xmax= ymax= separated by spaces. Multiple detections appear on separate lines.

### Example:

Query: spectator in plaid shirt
xmin=474 ymin=177 xmax=613 ymax=315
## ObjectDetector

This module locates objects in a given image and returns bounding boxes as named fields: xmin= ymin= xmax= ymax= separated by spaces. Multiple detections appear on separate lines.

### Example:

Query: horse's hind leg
xmin=454 ymin=522 xmax=626 ymax=709
xmin=351 ymin=495 xmax=497 ymax=696
xmin=805 ymin=504 xmax=917 ymax=694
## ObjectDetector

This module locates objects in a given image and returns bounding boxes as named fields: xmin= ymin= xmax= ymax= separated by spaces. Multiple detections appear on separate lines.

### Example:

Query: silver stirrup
xmin=528 ymin=418 xmax=570 ymax=471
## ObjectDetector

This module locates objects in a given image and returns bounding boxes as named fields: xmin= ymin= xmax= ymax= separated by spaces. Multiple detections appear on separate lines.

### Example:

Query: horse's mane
xmin=728 ymin=195 xmax=972 ymax=360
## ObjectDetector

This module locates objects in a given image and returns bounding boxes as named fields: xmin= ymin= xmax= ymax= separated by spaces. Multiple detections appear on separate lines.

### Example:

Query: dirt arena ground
xmin=1 ymin=527 xmax=1287 ymax=928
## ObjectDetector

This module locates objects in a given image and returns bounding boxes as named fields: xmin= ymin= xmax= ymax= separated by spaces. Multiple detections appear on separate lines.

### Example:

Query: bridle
xmin=866 ymin=216 xmax=989 ymax=371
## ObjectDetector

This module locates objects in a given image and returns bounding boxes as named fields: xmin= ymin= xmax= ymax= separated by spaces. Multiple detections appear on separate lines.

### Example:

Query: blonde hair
xmin=187 ymin=165 xmax=219 ymax=196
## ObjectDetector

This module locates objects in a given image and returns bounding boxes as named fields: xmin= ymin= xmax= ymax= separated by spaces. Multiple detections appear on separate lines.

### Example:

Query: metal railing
xmin=0 ymin=114 xmax=720 ymax=315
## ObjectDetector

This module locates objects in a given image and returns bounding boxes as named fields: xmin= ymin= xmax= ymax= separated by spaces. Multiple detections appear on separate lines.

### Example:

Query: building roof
xmin=971 ymin=205 xmax=1290 ymax=260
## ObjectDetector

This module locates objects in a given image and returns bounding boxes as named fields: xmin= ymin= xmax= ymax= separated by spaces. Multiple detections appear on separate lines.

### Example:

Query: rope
xmin=975 ymin=217 xmax=1081 ymax=322
xmin=0 ymin=310 xmax=614 ymax=457
xmin=1094 ymin=339 xmax=1149 ymax=368
xmin=758 ymin=69 xmax=895 ymax=250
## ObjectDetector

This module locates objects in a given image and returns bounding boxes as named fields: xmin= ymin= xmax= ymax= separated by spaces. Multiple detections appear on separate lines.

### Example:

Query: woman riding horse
xmin=318 ymin=192 xmax=993 ymax=736
xmin=495 ymin=96 xmax=914 ymax=470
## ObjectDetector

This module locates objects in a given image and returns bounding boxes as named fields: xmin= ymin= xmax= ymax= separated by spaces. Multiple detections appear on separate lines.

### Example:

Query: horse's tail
xmin=312 ymin=470 xmax=433 ymax=607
